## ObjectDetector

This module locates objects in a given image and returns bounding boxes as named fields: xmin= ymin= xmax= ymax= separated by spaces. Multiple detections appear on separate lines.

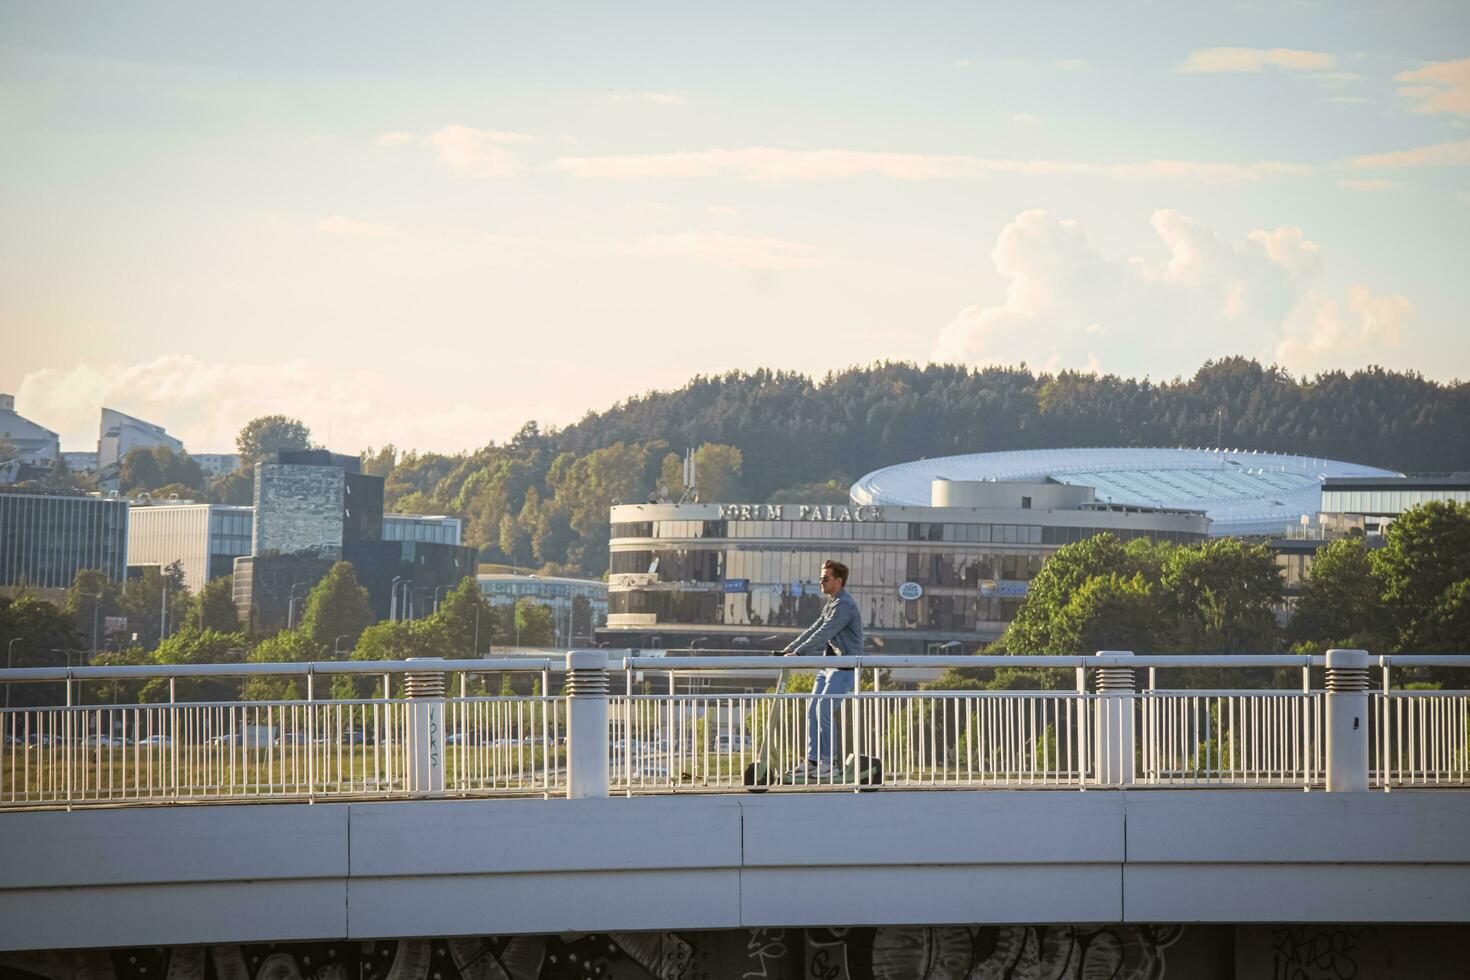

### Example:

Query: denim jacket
xmin=789 ymin=588 xmax=863 ymax=658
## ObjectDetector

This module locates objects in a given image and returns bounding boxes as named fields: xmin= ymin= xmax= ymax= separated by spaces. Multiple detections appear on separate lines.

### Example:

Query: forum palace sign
xmin=717 ymin=503 xmax=883 ymax=522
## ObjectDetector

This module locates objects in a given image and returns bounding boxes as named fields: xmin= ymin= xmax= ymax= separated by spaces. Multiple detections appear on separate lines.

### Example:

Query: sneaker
xmin=786 ymin=760 xmax=822 ymax=781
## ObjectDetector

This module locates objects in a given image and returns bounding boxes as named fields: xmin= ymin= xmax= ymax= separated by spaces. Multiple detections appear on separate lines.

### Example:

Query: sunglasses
xmin=819 ymin=574 xmax=833 ymax=582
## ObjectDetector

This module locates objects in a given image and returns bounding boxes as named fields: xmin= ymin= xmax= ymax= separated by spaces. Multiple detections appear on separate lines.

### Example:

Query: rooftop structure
xmin=97 ymin=407 xmax=183 ymax=472
xmin=852 ymin=447 xmax=1401 ymax=538
xmin=0 ymin=394 xmax=60 ymax=480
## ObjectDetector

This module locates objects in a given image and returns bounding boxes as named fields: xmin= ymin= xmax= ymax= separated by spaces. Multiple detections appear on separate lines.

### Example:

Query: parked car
xmin=136 ymin=734 xmax=172 ymax=747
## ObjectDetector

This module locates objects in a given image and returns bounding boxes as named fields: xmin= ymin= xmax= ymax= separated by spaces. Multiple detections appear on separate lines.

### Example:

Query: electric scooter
xmin=742 ymin=666 xmax=882 ymax=791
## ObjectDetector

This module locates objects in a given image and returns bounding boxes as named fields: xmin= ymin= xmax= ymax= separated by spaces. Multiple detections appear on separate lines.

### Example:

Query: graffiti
xmin=743 ymin=930 xmax=789 ymax=980
xmin=866 ymin=925 xmax=1186 ymax=980
xmin=1270 ymin=927 xmax=1363 ymax=980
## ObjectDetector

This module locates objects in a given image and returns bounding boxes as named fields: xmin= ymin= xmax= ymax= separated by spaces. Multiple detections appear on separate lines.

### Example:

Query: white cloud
xmin=1011 ymin=113 xmax=1044 ymax=126
xmin=1176 ymin=47 xmax=1337 ymax=73
xmin=932 ymin=209 xmax=1410 ymax=377
xmin=550 ymin=146 xmax=1313 ymax=183
xmin=953 ymin=58 xmax=975 ymax=69
xmin=316 ymin=215 xmax=393 ymax=237
xmin=377 ymin=125 xmax=533 ymax=177
xmin=1350 ymin=137 xmax=1470 ymax=168
xmin=14 ymin=356 xmax=553 ymax=454
xmin=1395 ymin=57 xmax=1470 ymax=116
xmin=1336 ymin=178 xmax=1402 ymax=191
xmin=1051 ymin=59 xmax=1091 ymax=72
xmin=706 ymin=205 xmax=740 ymax=215
xmin=618 ymin=231 xmax=827 ymax=270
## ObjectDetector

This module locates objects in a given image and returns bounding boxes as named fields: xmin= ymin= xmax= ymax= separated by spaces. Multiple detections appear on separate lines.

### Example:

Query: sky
xmin=1 ymin=1 xmax=1467 ymax=455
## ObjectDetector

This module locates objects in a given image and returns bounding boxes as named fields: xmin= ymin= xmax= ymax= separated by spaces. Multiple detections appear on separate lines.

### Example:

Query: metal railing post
xmin=404 ymin=658 xmax=446 ymax=797
xmin=1325 ymin=649 xmax=1371 ymax=792
xmin=565 ymin=650 xmax=610 ymax=799
xmin=1094 ymin=651 xmax=1136 ymax=787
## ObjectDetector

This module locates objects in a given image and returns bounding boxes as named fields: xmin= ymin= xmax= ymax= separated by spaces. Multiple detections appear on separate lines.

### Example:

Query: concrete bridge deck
xmin=3 ymin=789 xmax=1468 ymax=952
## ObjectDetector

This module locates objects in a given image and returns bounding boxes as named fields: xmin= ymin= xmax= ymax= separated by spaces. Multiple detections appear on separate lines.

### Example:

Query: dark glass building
xmin=234 ymin=451 xmax=476 ymax=629
xmin=0 ymin=489 xmax=130 ymax=591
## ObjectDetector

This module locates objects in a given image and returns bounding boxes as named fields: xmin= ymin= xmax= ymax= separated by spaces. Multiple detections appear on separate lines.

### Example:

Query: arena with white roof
xmin=850 ymin=447 xmax=1402 ymax=538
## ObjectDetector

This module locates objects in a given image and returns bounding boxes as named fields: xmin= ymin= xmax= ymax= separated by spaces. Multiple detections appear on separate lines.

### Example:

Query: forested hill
xmin=377 ymin=358 xmax=1470 ymax=575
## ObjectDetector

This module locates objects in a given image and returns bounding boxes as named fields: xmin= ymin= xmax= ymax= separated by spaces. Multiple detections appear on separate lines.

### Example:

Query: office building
xmin=1 ymin=394 xmax=61 ymax=484
xmin=126 ymin=501 xmax=253 ymax=594
xmin=191 ymin=453 xmax=240 ymax=477
xmin=383 ymin=513 xmax=463 ymax=545
xmin=603 ymin=478 xmax=1209 ymax=652
xmin=0 ymin=489 xmax=129 ymax=591
xmin=0 ymin=395 xmax=61 ymax=465
xmin=234 ymin=450 xmax=475 ymax=629
xmin=478 ymin=573 xmax=608 ymax=646
xmin=1320 ymin=473 xmax=1470 ymax=535
xmin=97 ymin=408 xmax=184 ymax=472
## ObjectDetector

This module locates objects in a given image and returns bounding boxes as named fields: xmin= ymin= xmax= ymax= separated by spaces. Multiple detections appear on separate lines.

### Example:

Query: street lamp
xmin=50 ymin=648 xmax=86 ymax=669
xmin=5 ymin=637 xmax=21 ymax=712
xmin=411 ymin=587 xmax=431 ymax=621
xmin=434 ymin=585 xmax=452 ymax=615
xmin=286 ymin=582 xmax=308 ymax=631
xmin=391 ymin=577 xmax=413 ymax=622
xmin=79 ymin=591 xmax=102 ymax=659
xmin=334 ymin=634 xmax=351 ymax=657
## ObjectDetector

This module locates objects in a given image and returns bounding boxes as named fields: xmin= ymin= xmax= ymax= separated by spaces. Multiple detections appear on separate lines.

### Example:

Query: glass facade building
xmin=1321 ymin=475 xmax=1470 ymax=518
xmin=127 ymin=502 xmax=253 ymax=594
xmin=383 ymin=514 xmax=463 ymax=546
xmin=603 ymin=490 xmax=1209 ymax=653
xmin=0 ymin=490 xmax=129 ymax=590
xmin=478 ymin=574 xmax=609 ymax=647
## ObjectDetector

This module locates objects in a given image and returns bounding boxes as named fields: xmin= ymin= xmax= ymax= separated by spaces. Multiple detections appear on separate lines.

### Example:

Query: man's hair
xmin=823 ymin=559 xmax=849 ymax=584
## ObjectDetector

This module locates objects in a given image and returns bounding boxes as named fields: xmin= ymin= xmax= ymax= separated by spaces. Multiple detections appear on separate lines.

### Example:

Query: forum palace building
xmin=601 ymin=447 xmax=1398 ymax=654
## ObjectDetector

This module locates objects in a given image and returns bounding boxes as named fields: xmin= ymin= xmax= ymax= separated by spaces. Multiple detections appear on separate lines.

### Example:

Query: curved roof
xmin=851 ymin=448 xmax=1402 ymax=537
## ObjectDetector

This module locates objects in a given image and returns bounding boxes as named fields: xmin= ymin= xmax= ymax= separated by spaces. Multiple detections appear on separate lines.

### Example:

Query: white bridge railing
xmin=1 ymin=651 xmax=1466 ymax=807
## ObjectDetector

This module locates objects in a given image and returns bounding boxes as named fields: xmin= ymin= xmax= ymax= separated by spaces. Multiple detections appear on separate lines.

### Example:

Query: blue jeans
xmin=806 ymin=667 xmax=855 ymax=765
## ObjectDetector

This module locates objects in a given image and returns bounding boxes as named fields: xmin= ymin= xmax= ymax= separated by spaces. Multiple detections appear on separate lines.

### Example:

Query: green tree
xmin=208 ymin=468 xmax=253 ymax=505
xmin=1418 ymin=579 xmax=1470 ymax=655
xmin=142 ymin=629 xmax=248 ymax=702
xmin=1373 ymin=501 xmax=1470 ymax=652
xmin=361 ymin=444 xmax=397 ymax=479
xmin=1004 ymin=534 xmax=1133 ymax=655
xmin=0 ymin=596 xmax=85 ymax=707
xmin=120 ymin=562 xmax=192 ymax=650
xmin=299 ymin=562 xmax=374 ymax=654
xmin=236 ymin=415 xmax=313 ymax=467
xmin=118 ymin=447 xmax=165 ymax=493
xmin=768 ymin=479 xmax=851 ymax=504
xmin=1160 ymin=538 xmax=1282 ymax=653
xmin=243 ymin=628 xmax=325 ymax=700
xmin=436 ymin=577 xmax=492 ymax=656
xmin=1052 ymin=573 xmax=1161 ymax=655
xmin=514 ymin=598 xmax=555 ymax=647
xmin=691 ymin=443 xmax=743 ymax=501
xmin=1289 ymin=538 xmax=1387 ymax=651
xmin=63 ymin=568 xmax=123 ymax=651
xmin=184 ymin=575 xmax=240 ymax=634
xmin=120 ymin=446 xmax=205 ymax=494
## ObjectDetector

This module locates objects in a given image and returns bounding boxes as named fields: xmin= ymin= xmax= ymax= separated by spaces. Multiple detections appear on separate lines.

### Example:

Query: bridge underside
xmin=2 ymin=924 xmax=1468 ymax=980
xmin=1 ymin=791 xmax=1467 ymax=956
